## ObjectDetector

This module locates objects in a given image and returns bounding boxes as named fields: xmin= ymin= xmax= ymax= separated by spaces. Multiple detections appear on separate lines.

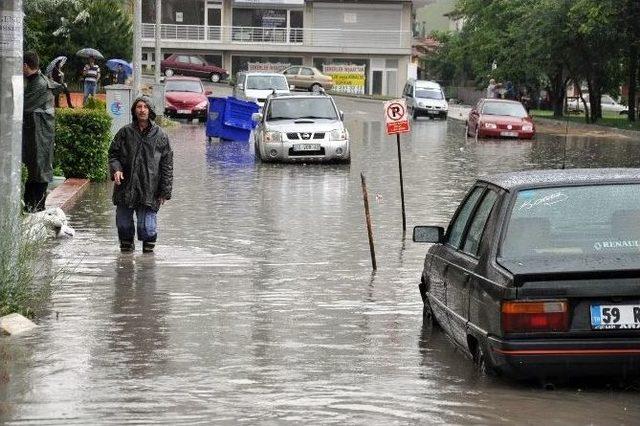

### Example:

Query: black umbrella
xmin=76 ymin=48 xmax=104 ymax=60
xmin=45 ymin=56 xmax=67 ymax=75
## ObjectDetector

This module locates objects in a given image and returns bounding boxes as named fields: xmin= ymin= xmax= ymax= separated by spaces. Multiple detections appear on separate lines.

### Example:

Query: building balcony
xmin=141 ymin=24 xmax=411 ymax=52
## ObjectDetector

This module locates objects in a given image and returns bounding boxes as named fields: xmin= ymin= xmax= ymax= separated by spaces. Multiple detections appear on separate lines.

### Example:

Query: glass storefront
xmin=231 ymin=56 xmax=303 ymax=78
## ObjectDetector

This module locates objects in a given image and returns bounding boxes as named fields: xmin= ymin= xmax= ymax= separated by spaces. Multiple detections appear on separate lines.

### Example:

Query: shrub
xmin=83 ymin=96 xmax=107 ymax=111
xmin=55 ymin=108 xmax=112 ymax=181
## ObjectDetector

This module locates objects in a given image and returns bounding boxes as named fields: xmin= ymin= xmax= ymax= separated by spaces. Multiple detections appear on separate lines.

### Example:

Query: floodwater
xmin=2 ymin=96 xmax=640 ymax=424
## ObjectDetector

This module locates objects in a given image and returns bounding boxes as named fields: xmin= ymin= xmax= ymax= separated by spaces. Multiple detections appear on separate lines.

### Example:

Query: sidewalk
xmin=45 ymin=178 xmax=90 ymax=212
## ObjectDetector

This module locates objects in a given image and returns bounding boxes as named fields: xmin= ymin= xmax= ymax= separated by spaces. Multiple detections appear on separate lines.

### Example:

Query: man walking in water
xmin=108 ymin=96 xmax=174 ymax=253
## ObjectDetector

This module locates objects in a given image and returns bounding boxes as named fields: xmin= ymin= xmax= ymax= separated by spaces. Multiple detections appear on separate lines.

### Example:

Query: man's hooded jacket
xmin=108 ymin=96 xmax=173 ymax=211
xmin=23 ymin=71 xmax=60 ymax=183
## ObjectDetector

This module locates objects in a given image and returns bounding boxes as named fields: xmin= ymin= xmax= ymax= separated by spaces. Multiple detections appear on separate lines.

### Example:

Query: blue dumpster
xmin=206 ymin=96 xmax=260 ymax=142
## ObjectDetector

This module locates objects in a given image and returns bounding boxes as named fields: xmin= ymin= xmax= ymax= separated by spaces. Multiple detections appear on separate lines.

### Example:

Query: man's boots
xmin=120 ymin=240 xmax=135 ymax=252
xmin=142 ymin=242 xmax=155 ymax=253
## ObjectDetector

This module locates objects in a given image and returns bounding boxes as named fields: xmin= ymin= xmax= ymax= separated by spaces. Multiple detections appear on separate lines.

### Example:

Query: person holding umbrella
xmin=51 ymin=60 xmax=74 ymax=108
xmin=82 ymin=56 xmax=101 ymax=105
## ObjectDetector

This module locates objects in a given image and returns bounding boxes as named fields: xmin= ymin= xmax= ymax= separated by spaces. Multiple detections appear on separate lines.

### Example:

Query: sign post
xmin=384 ymin=99 xmax=411 ymax=233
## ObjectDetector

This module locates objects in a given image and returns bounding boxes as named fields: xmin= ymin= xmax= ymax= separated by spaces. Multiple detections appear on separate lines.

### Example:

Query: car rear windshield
xmin=482 ymin=102 xmax=527 ymax=118
xmin=165 ymin=80 xmax=203 ymax=93
xmin=499 ymin=184 xmax=640 ymax=270
xmin=267 ymin=98 xmax=338 ymax=120
xmin=246 ymin=76 xmax=289 ymax=90
xmin=415 ymin=89 xmax=443 ymax=100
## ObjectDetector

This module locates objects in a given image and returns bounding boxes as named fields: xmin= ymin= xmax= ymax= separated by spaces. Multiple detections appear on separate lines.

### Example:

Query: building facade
xmin=141 ymin=0 xmax=412 ymax=97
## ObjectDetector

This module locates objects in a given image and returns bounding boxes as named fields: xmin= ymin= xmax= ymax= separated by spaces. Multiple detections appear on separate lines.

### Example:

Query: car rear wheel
xmin=471 ymin=339 xmax=497 ymax=376
xmin=310 ymin=83 xmax=322 ymax=93
xmin=165 ymin=69 xmax=174 ymax=77
xmin=210 ymin=73 xmax=221 ymax=83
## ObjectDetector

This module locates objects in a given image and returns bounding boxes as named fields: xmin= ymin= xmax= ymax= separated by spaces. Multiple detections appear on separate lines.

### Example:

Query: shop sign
xmin=248 ymin=62 xmax=291 ymax=73
xmin=322 ymin=64 xmax=366 ymax=95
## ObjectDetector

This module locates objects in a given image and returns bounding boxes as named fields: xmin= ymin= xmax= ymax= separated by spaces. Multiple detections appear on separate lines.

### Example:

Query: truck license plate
xmin=590 ymin=304 xmax=640 ymax=329
xmin=293 ymin=144 xmax=320 ymax=152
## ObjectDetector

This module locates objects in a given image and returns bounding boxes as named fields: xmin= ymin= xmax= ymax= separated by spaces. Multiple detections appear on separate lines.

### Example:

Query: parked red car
xmin=164 ymin=77 xmax=210 ymax=122
xmin=160 ymin=54 xmax=228 ymax=83
xmin=466 ymin=99 xmax=535 ymax=139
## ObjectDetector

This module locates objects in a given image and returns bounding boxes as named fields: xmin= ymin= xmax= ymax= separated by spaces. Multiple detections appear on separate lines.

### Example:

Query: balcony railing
xmin=142 ymin=24 xmax=410 ymax=49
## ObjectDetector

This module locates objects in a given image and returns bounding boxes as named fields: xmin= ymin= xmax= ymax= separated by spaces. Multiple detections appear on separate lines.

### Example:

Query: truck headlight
xmin=330 ymin=128 xmax=349 ymax=141
xmin=264 ymin=131 xmax=282 ymax=143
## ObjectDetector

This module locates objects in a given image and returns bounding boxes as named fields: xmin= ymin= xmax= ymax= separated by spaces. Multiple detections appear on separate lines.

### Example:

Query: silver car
xmin=252 ymin=93 xmax=350 ymax=163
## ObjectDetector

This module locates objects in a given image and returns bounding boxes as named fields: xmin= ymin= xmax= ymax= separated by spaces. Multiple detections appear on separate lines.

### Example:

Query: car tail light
xmin=502 ymin=300 xmax=568 ymax=333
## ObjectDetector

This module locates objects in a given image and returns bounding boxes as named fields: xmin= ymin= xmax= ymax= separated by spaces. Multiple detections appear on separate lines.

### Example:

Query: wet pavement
xmin=2 ymin=94 xmax=640 ymax=424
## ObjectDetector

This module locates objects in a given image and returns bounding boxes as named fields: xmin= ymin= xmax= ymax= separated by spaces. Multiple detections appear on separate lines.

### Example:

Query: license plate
xmin=590 ymin=304 xmax=640 ymax=329
xmin=293 ymin=143 xmax=320 ymax=152
xmin=178 ymin=109 xmax=191 ymax=114
xmin=500 ymin=131 xmax=518 ymax=137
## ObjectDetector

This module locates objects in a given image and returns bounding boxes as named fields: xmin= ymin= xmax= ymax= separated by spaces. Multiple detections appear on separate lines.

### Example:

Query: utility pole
xmin=0 ymin=0 xmax=24 ymax=223
xmin=154 ymin=0 xmax=161 ymax=84
xmin=132 ymin=0 xmax=141 ymax=95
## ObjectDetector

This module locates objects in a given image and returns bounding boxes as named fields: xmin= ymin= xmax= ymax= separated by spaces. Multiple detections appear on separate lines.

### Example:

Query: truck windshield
xmin=499 ymin=184 xmax=640 ymax=271
xmin=267 ymin=98 xmax=338 ymax=120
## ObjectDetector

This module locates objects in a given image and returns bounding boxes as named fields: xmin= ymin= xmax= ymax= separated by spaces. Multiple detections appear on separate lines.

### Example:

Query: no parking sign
xmin=384 ymin=99 xmax=411 ymax=135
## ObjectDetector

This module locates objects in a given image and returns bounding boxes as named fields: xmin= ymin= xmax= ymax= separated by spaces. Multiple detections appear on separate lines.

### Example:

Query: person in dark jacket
xmin=108 ymin=96 xmax=173 ymax=253
xmin=23 ymin=51 xmax=60 ymax=212
xmin=51 ymin=61 xmax=73 ymax=108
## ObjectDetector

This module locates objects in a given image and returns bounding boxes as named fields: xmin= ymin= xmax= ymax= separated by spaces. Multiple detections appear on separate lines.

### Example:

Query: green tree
xmin=24 ymin=0 xmax=132 ymax=85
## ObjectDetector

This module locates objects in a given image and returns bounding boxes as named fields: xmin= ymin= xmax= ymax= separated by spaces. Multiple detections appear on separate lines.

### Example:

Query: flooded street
xmin=2 ymin=96 xmax=640 ymax=424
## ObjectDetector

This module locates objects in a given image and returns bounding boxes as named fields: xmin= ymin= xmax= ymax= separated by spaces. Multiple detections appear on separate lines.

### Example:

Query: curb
xmin=46 ymin=178 xmax=90 ymax=213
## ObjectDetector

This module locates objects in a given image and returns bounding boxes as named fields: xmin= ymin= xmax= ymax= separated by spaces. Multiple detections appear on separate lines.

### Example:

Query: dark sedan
xmin=160 ymin=54 xmax=228 ymax=83
xmin=413 ymin=169 xmax=640 ymax=379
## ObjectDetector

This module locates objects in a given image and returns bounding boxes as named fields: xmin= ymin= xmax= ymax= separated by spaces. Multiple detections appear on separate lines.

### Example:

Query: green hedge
xmin=55 ymin=108 xmax=112 ymax=181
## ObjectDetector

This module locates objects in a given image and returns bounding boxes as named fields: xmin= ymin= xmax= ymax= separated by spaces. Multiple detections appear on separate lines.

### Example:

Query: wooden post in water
xmin=361 ymin=173 xmax=377 ymax=270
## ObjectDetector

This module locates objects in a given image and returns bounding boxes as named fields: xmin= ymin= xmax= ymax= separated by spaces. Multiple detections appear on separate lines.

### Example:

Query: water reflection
xmin=108 ymin=255 xmax=168 ymax=378
xmin=3 ymin=105 xmax=640 ymax=423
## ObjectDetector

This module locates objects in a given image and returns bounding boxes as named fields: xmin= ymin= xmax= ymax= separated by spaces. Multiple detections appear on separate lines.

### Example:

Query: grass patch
xmin=0 ymin=216 xmax=58 ymax=318
xmin=531 ymin=110 xmax=640 ymax=132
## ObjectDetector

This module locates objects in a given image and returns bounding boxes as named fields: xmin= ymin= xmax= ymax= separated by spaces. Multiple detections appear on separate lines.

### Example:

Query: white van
xmin=234 ymin=72 xmax=292 ymax=108
xmin=403 ymin=79 xmax=448 ymax=119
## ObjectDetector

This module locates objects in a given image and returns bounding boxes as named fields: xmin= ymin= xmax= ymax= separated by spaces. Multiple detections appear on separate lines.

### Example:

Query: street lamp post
xmin=0 ymin=0 xmax=24 ymax=222
xmin=132 ymin=0 xmax=141 ymax=96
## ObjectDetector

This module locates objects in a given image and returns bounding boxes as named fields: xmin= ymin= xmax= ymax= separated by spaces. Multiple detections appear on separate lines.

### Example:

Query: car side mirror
xmin=289 ymin=85 xmax=295 ymax=90
xmin=413 ymin=226 xmax=444 ymax=243
xmin=237 ymin=83 xmax=244 ymax=90
xmin=339 ymin=110 xmax=344 ymax=121
xmin=205 ymin=90 xmax=212 ymax=96
xmin=251 ymin=112 xmax=263 ymax=123
xmin=406 ymin=93 xmax=413 ymax=98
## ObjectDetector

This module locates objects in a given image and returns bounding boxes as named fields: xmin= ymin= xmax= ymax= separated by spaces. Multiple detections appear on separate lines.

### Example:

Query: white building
xmin=141 ymin=0 xmax=412 ymax=97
